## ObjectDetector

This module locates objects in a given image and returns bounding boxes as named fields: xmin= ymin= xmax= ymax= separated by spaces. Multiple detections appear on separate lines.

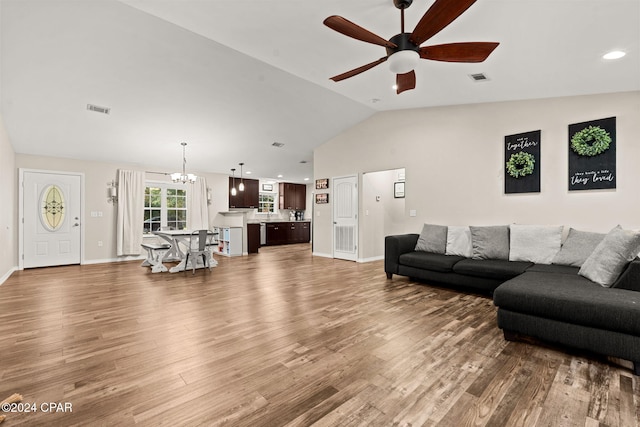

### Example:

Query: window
xmin=258 ymin=193 xmax=275 ymax=213
xmin=143 ymin=183 xmax=188 ymax=233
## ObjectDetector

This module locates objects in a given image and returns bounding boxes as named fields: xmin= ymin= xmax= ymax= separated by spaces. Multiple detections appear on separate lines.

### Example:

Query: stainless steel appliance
xmin=259 ymin=222 xmax=266 ymax=245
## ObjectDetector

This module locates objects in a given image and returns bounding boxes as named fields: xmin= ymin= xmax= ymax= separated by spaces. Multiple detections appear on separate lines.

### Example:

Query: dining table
xmin=152 ymin=229 xmax=218 ymax=273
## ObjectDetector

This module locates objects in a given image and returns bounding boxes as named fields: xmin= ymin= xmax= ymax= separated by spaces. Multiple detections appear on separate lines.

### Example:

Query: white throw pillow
xmin=509 ymin=224 xmax=563 ymax=264
xmin=445 ymin=226 xmax=473 ymax=257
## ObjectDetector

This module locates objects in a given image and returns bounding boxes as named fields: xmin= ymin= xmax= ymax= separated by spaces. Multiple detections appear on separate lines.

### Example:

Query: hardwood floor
xmin=0 ymin=244 xmax=638 ymax=426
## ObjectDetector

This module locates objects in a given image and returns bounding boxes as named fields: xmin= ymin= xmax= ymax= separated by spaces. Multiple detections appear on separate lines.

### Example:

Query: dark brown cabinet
xmin=266 ymin=223 xmax=288 ymax=246
xmin=229 ymin=177 xmax=259 ymax=209
xmin=278 ymin=183 xmax=306 ymax=210
xmin=265 ymin=221 xmax=310 ymax=245
xmin=247 ymin=223 xmax=261 ymax=254
xmin=289 ymin=221 xmax=310 ymax=243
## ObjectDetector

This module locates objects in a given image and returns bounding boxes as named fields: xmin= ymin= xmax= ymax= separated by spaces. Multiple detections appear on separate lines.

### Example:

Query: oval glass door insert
xmin=40 ymin=184 xmax=66 ymax=231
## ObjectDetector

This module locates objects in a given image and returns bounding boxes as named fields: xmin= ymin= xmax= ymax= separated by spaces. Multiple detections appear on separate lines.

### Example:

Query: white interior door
xmin=22 ymin=170 xmax=82 ymax=268
xmin=333 ymin=175 xmax=358 ymax=261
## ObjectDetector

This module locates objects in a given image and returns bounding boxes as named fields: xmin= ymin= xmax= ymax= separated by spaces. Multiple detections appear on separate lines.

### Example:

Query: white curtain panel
xmin=116 ymin=169 xmax=146 ymax=256
xmin=188 ymin=176 xmax=209 ymax=230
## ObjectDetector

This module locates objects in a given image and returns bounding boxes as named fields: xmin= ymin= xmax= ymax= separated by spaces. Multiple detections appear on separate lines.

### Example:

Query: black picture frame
xmin=568 ymin=117 xmax=616 ymax=191
xmin=315 ymin=178 xmax=329 ymax=190
xmin=504 ymin=130 xmax=541 ymax=194
xmin=315 ymin=193 xmax=329 ymax=204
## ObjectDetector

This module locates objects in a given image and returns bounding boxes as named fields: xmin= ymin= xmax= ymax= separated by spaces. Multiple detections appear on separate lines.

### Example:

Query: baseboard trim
xmin=0 ymin=266 xmax=19 ymax=286
xmin=312 ymin=252 xmax=333 ymax=259
xmin=358 ymin=255 xmax=384 ymax=263
xmin=83 ymin=256 xmax=144 ymax=265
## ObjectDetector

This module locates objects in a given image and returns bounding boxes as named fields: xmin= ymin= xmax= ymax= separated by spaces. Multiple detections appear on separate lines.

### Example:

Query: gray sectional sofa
xmin=385 ymin=225 xmax=640 ymax=375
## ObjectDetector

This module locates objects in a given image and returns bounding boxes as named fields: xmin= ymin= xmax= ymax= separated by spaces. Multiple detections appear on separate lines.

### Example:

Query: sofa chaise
xmin=384 ymin=224 xmax=640 ymax=374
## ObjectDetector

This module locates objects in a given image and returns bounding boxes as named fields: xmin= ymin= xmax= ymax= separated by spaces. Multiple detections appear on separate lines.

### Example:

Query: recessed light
xmin=277 ymin=174 xmax=283 ymax=178
xmin=245 ymin=171 xmax=252 ymax=175
xmin=603 ymin=50 xmax=626 ymax=60
xmin=303 ymin=178 xmax=310 ymax=181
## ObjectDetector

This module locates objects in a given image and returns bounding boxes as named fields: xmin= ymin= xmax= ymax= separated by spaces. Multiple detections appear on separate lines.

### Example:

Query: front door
xmin=21 ymin=170 xmax=82 ymax=268
xmin=333 ymin=175 xmax=358 ymax=261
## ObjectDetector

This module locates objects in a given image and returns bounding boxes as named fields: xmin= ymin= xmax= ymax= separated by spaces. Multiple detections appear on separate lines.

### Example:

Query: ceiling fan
xmin=324 ymin=0 xmax=499 ymax=94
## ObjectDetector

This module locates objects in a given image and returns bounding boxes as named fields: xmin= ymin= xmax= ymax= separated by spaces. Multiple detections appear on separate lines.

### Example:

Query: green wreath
xmin=571 ymin=125 xmax=611 ymax=156
xmin=506 ymin=151 xmax=535 ymax=178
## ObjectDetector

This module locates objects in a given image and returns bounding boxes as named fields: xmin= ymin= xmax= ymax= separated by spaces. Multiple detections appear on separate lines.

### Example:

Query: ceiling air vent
xmin=272 ymin=142 xmax=285 ymax=148
xmin=87 ymin=104 xmax=111 ymax=114
xmin=469 ymin=73 xmax=489 ymax=82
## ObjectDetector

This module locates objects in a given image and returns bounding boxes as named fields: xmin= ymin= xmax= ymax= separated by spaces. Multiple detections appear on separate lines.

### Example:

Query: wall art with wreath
xmin=505 ymin=130 xmax=541 ymax=194
xmin=568 ymin=117 xmax=616 ymax=191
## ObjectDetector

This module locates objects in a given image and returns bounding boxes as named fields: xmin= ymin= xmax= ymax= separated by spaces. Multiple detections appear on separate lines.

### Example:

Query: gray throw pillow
xmin=470 ymin=225 xmax=510 ymax=260
xmin=552 ymin=228 xmax=605 ymax=267
xmin=579 ymin=225 xmax=640 ymax=287
xmin=415 ymin=223 xmax=447 ymax=254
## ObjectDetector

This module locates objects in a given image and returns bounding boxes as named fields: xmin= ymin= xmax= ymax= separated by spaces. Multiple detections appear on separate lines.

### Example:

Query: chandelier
xmin=171 ymin=142 xmax=197 ymax=184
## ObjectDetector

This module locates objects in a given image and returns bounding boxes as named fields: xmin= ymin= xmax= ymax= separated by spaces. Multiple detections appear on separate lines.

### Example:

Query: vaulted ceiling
xmin=2 ymin=0 xmax=638 ymax=182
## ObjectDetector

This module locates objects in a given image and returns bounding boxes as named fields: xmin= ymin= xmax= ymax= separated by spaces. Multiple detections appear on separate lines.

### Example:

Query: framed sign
xmin=262 ymin=183 xmax=273 ymax=191
xmin=394 ymin=182 xmax=405 ymax=198
xmin=568 ymin=117 xmax=616 ymax=191
xmin=315 ymin=178 xmax=329 ymax=190
xmin=504 ymin=130 xmax=541 ymax=194
xmin=315 ymin=193 xmax=329 ymax=204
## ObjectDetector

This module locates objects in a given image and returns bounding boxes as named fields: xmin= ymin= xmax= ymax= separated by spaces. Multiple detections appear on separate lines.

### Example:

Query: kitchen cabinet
xmin=288 ymin=221 xmax=311 ymax=243
xmin=265 ymin=221 xmax=311 ymax=245
xmin=265 ymin=223 xmax=287 ymax=246
xmin=289 ymin=221 xmax=311 ymax=243
xmin=247 ymin=223 xmax=260 ymax=254
xmin=278 ymin=183 xmax=306 ymax=210
xmin=229 ymin=177 xmax=259 ymax=209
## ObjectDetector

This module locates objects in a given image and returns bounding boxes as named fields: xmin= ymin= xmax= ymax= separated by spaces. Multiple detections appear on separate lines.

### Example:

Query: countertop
xmin=247 ymin=219 xmax=311 ymax=224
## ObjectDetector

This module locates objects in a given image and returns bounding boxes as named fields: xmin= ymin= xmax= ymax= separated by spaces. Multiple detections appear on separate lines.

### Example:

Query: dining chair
xmin=185 ymin=229 xmax=212 ymax=275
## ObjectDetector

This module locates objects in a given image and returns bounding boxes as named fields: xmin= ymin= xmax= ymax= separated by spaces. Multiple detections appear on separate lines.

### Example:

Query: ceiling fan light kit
xmin=389 ymin=50 xmax=420 ymax=74
xmin=324 ymin=0 xmax=499 ymax=94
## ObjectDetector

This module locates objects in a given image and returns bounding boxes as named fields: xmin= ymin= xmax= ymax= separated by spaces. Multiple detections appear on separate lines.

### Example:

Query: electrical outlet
xmin=97 ymin=241 xmax=103 ymax=247
xmin=409 ymin=210 xmax=417 ymax=217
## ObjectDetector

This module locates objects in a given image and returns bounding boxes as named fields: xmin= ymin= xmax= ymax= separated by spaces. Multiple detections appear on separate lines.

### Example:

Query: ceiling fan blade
xmin=420 ymin=42 xmax=499 ymax=62
xmin=324 ymin=16 xmax=397 ymax=48
xmin=409 ymin=0 xmax=477 ymax=46
xmin=330 ymin=57 xmax=388 ymax=82
xmin=396 ymin=70 xmax=416 ymax=94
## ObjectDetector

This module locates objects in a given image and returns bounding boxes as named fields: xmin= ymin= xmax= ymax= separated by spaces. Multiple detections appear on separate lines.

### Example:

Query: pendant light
xmin=238 ymin=162 xmax=245 ymax=192
xmin=230 ymin=168 xmax=237 ymax=196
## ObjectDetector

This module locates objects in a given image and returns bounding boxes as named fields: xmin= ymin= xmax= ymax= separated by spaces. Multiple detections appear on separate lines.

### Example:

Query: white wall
xmin=15 ymin=154 xmax=230 ymax=263
xmin=0 ymin=114 xmax=17 ymax=283
xmin=362 ymin=168 xmax=405 ymax=261
xmin=313 ymin=91 xmax=640 ymax=258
